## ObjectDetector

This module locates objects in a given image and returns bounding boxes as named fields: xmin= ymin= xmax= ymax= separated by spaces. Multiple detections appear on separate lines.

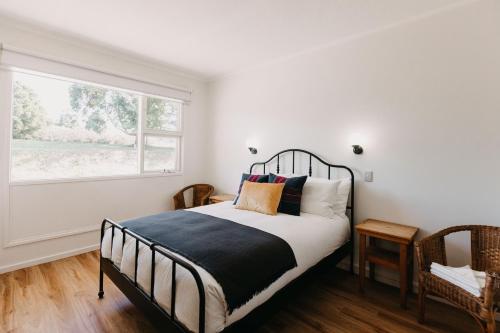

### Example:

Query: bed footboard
xmin=99 ymin=218 xmax=205 ymax=333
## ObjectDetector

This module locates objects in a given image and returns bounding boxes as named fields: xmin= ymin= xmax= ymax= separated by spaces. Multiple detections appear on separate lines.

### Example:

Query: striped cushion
xmin=234 ymin=173 xmax=269 ymax=204
xmin=269 ymin=173 xmax=307 ymax=216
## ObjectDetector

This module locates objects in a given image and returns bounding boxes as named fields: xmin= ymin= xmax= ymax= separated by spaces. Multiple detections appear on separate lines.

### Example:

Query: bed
xmin=98 ymin=149 xmax=355 ymax=333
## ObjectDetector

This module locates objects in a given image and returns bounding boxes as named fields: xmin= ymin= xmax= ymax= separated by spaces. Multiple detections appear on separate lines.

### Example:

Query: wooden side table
xmin=209 ymin=194 xmax=236 ymax=204
xmin=356 ymin=219 xmax=418 ymax=308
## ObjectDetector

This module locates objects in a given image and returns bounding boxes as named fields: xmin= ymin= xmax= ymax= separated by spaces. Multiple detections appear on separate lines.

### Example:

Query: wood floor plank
xmin=0 ymin=251 xmax=494 ymax=332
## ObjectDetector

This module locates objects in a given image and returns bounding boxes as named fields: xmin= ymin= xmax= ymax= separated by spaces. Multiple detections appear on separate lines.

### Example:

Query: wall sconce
xmin=352 ymin=145 xmax=363 ymax=155
xmin=349 ymin=132 xmax=365 ymax=155
xmin=248 ymin=147 xmax=258 ymax=154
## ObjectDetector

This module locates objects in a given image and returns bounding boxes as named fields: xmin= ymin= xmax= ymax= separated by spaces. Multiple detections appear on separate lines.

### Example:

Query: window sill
xmin=9 ymin=172 xmax=183 ymax=187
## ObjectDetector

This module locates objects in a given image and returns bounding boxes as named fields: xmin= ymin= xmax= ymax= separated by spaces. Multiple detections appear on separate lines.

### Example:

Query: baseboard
xmin=0 ymin=243 xmax=99 ymax=274
xmin=4 ymin=224 xmax=101 ymax=248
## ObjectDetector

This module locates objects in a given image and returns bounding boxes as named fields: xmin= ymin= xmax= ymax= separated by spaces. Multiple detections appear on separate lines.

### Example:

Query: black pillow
xmin=233 ymin=173 xmax=269 ymax=204
xmin=268 ymin=173 xmax=307 ymax=216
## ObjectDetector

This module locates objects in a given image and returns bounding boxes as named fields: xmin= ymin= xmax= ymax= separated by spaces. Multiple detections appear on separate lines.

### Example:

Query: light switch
xmin=364 ymin=171 xmax=373 ymax=182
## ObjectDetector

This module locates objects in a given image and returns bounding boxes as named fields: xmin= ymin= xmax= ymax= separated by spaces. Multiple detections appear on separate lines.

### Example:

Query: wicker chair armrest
xmin=415 ymin=240 xmax=426 ymax=272
xmin=485 ymin=267 xmax=500 ymax=286
xmin=483 ymin=269 xmax=500 ymax=308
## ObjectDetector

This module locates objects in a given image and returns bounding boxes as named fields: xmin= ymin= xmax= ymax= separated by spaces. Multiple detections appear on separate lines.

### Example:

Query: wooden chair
xmin=173 ymin=184 xmax=214 ymax=210
xmin=415 ymin=225 xmax=500 ymax=333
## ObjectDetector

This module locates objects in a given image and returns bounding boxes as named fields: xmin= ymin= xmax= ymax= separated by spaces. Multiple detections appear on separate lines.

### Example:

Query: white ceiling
xmin=0 ymin=0 xmax=462 ymax=79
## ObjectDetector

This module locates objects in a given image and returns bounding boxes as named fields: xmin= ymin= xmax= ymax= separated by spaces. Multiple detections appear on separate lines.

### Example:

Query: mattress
xmin=100 ymin=201 xmax=350 ymax=333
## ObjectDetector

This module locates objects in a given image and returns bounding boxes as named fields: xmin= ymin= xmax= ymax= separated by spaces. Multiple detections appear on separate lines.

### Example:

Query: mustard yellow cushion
xmin=235 ymin=181 xmax=285 ymax=215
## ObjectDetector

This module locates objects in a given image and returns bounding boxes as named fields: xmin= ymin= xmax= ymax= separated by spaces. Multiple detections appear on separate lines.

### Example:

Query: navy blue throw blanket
xmin=121 ymin=210 xmax=297 ymax=313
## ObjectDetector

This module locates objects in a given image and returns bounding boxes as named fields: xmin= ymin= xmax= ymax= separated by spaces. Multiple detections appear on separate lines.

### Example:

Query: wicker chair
xmin=415 ymin=225 xmax=500 ymax=333
xmin=173 ymin=184 xmax=214 ymax=210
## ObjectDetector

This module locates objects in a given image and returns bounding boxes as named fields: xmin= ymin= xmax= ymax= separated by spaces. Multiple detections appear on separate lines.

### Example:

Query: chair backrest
xmin=418 ymin=235 xmax=448 ymax=270
xmin=416 ymin=225 xmax=500 ymax=272
xmin=470 ymin=225 xmax=500 ymax=271
xmin=173 ymin=184 xmax=214 ymax=210
xmin=192 ymin=184 xmax=215 ymax=207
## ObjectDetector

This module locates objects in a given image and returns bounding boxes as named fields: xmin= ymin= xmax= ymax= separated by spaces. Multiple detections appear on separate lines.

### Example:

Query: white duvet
xmin=101 ymin=201 xmax=350 ymax=333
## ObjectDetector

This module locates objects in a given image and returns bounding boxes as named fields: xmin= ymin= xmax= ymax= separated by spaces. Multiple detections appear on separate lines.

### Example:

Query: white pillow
xmin=300 ymin=177 xmax=338 ymax=218
xmin=300 ymin=177 xmax=351 ymax=218
xmin=333 ymin=178 xmax=351 ymax=215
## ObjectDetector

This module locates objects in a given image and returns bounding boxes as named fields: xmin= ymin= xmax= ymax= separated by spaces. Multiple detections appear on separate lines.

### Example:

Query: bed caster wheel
xmin=98 ymin=291 xmax=104 ymax=299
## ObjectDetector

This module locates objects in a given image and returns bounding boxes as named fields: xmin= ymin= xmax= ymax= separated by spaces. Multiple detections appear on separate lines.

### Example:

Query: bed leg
xmin=350 ymin=244 xmax=354 ymax=274
xmin=98 ymin=269 xmax=104 ymax=299
xmin=99 ymin=220 xmax=106 ymax=299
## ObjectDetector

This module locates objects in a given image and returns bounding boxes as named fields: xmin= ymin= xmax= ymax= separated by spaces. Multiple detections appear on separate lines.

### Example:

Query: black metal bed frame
xmin=98 ymin=148 xmax=354 ymax=333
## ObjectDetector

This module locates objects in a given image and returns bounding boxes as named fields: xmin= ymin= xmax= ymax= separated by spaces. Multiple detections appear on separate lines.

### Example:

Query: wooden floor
xmin=0 ymin=251 xmax=493 ymax=333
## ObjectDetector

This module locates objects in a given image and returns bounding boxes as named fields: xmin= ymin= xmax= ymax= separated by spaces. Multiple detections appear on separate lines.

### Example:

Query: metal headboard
xmin=249 ymin=148 xmax=355 ymax=270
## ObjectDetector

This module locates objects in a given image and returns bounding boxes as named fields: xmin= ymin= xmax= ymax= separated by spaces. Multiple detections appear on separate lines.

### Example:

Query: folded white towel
xmin=430 ymin=262 xmax=486 ymax=297
xmin=431 ymin=263 xmax=485 ymax=289
xmin=431 ymin=270 xmax=481 ymax=296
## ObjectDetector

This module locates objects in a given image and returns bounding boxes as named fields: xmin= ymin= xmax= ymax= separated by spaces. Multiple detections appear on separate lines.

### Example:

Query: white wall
xmin=208 ymin=0 xmax=500 ymax=285
xmin=0 ymin=19 xmax=210 ymax=272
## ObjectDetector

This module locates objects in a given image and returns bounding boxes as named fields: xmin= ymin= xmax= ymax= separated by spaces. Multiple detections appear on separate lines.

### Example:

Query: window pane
xmin=146 ymin=97 xmax=181 ymax=131
xmin=11 ymin=72 xmax=139 ymax=181
xmin=144 ymin=136 xmax=179 ymax=172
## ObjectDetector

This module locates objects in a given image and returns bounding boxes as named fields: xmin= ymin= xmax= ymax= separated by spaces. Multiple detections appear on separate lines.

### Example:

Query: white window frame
xmin=140 ymin=94 xmax=184 ymax=174
xmin=6 ymin=69 xmax=184 ymax=186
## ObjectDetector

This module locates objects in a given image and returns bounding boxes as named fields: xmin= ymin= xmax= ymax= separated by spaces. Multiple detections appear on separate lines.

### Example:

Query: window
xmin=10 ymin=71 xmax=182 ymax=182
xmin=143 ymin=97 xmax=182 ymax=173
